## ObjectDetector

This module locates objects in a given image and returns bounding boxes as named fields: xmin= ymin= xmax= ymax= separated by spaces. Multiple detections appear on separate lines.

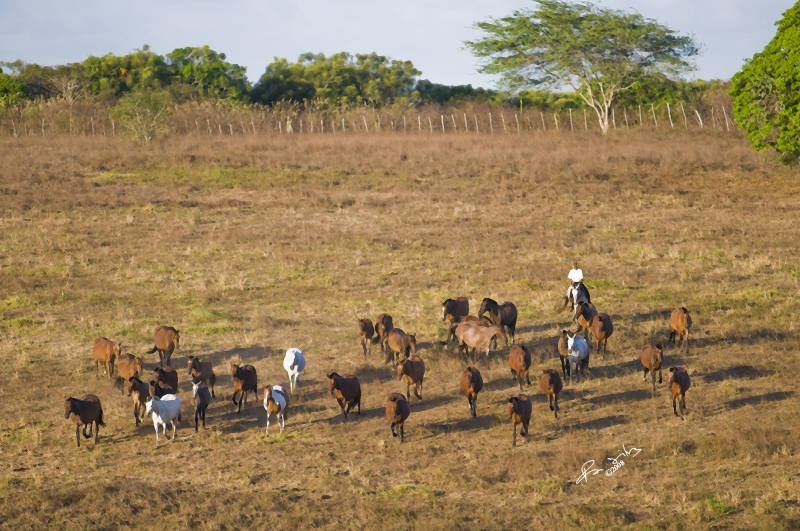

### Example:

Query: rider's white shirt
xmin=568 ymin=268 xmax=584 ymax=283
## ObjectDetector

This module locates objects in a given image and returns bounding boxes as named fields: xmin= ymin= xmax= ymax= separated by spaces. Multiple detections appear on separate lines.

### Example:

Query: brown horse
xmin=478 ymin=298 xmax=518 ymax=345
xmin=116 ymin=353 xmax=144 ymax=392
xmin=125 ymin=376 xmax=150 ymax=426
xmin=327 ymin=372 xmax=361 ymax=420
xmin=230 ymin=364 xmax=258 ymax=413
xmin=374 ymin=314 xmax=394 ymax=355
xmin=386 ymin=328 xmax=417 ymax=364
xmin=446 ymin=315 xmax=495 ymax=345
xmin=508 ymin=344 xmax=532 ymax=390
xmin=93 ymin=337 xmax=120 ymax=380
xmin=386 ymin=393 xmax=411 ymax=443
xmin=64 ymin=395 xmax=104 ymax=447
xmin=147 ymin=326 xmax=180 ymax=367
xmin=573 ymin=302 xmax=598 ymax=336
xmin=640 ymin=344 xmax=664 ymax=393
xmin=397 ymin=355 xmax=425 ymax=400
xmin=669 ymin=308 xmax=693 ymax=353
xmin=357 ymin=318 xmax=375 ymax=360
xmin=540 ymin=370 xmax=563 ymax=419
xmin=557 ymin=330 xmax=571 ymax=379
xmin=589 ymin=313 xmax=614 ymax=354
xmin=507 ymin=394 xmax=532 ymax=447
xmin=668 ymin=367 xmax=691 ymax=419
xmin=441 ymin=297 xmax=469 ymax=325
xmin=460 ymin=367 xmax=483 ymax=418
xmin=187 ymin=356 xmax=216 ymax=398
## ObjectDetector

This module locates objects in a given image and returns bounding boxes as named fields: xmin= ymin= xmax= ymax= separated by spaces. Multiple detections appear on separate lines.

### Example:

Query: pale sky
xmin=0 ymin=0 xmax=793 ymax=87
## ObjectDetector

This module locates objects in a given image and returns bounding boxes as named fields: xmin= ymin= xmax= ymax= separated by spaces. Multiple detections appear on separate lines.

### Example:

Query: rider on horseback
xmin=566 ymin=262 xmax=591 ymax=307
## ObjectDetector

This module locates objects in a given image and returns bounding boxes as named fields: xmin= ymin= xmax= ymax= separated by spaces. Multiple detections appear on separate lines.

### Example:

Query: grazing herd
xmin=66 ymin=292 xmax=694 ymax=449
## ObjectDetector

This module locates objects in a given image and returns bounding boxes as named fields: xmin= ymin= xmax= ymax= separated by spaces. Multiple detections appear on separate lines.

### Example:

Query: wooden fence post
xmin=464 ymin=113 xmax=468 ymax=132
xmin=694 ymin=109 xmax=704 ymax=128
xmin=489 ymin=112 xmax=493 ymax=134
xmin=639 ymin=105 xmax=643 ymax=126
xmin=540 ymin=112 xmax=546 ymax=131
xmin=584 ymin=109 xmax=588 ymax=130
xmin=722 ymin=107 xmax=731 ymax=131
xmin=651 ymin=104 xmax=658 ymax=126
xmin=474 ymin=114 xmax=479 ymax=134
xmin=667 ymin=103 xmax=674 ymax=128
xmin=569 ymin=108 xmax=573 ymax=131
xmin=624 ymin=108 xmax=629 ymax=128
xmin=680 ymin=103 xmax=688 ymax=129
xmin=441 ymin=115 xmax=445 ymax=133
xmin=501 ymin=113 xmax=507 ymax=133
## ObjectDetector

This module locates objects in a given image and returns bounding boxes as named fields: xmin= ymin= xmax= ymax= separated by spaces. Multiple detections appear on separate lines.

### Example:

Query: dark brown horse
xmin=147 ymin=325 xmax=180 ymax=367
xmin=374 ymin=314 xmax=394 ymax=355
xmin=640 ymin=344 xmax=664 ymax=393
xmin=327 ymin=372 xmax=361 ymax=420
xmin=479 ymin=298 xmax=518 ymax=344
xmin=507 ymin=394 xmax=531 ymax=447
xmin=441 ymin=297 xmax=469 ymax=325
xmin=230 ymin=364 xmax=258 ymax=413
xmin=508 ymin=344 xmax=532 ymax=390
xmin=64 ymin=395 xmax=104 ymax=447
xmin=386 ymin=392 xmax=410 ymax=443
xmin=540 ymin=370 xmax=563 ymax=419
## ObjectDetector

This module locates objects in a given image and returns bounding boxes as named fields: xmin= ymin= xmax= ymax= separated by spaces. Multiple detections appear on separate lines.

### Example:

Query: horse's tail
xmin=146 ymin=345 xmax=158 ymax=354
xmin=97 ymin=406 xmax=105 ymax=427
xmin=177 ymin=411 xmax=182 ymax=423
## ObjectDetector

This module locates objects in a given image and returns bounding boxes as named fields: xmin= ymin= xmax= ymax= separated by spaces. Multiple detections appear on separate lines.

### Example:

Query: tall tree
xmin=167 ymin=45 xmax=250 ymax=100
xmin=464 ymin=0 xmax=699 ymax=133
xmin=81 ymin=45 xmax=171 ymax=98
xmin=731 ymin=2 xmax=800 ymax=165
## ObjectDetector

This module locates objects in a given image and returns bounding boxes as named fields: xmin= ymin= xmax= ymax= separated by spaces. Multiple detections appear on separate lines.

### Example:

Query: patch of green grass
xmin=0 ymin=317 xmax=35 ymax=330
xmin=2 ymin=295 xmax=36 ymax=309
xmin=190 ymin=304 xmax=234 ymax=323
xmin=512 ymin=478 xmax=567 ymax=495
xmin=584 ymin=278 xmax=623 ymax=290
xmin=186 ymin=323 xmax=233 ymax=335
xmin=703 ymin=492 xmax=736 ymax=519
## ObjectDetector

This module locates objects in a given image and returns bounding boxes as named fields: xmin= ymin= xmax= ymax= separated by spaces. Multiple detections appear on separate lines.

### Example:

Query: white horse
xmin=283 ymin=348 xmax=306 ymax=393
xmin=263 ymin=385 xmax=289 ymax=435
xmin=145 ymin=394 xmax=182 ymax=447
xmin=566 ymin=333 xmax=590 ymax=383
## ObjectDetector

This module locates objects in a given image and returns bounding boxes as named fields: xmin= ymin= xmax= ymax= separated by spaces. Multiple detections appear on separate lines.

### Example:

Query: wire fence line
xmin=0 ymin=99 xmax=737 ymax=139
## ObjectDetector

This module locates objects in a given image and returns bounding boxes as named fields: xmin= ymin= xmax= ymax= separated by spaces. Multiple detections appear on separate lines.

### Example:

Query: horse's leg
xmin=171 ymin=419 xmax=177 ymax=441
xmin=94 ymin=420 xmax=99 ymax=444
xmin=265 ymin=412 xmax=270 ymax=435
xmin=512 ymin=424 xmax=517 ymax=447
xmin=391 ymin=422 xmax=397 ymax=438
xmin=400 ymin=423 xmax=404 ymax=443
xmin=651 ymin=372 xmax=656 ymax=393
xmin=672 ymin=396 xmax=678 ymax=417
xmin=75 ymin=426 xmax=80 ymax=447
xmin=195 ymin=407 xmax=199 ymax=432
xmin=154 ymin=421 xmax=160 ymax=447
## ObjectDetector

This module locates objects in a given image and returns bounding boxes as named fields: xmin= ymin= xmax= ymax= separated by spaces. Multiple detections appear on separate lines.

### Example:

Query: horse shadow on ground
xmin=425 ymin=414 xmax=500 ymax=435
xmin=316 ymin=406 xmax=384 ymax=425
xmin=725 ymin=391 xmax=793 ymax=410
xmin=515 ymin=322 xmax=563 ymax=336
xmin=699 ymin=365 xmax=773 ymax=383
xmin=562 ymin=415 xmax=627 ymax=431
xmin=216 ymin=403 xmax=265 ymax=433
xmin=354 ymin=364 xmax=397 ymax=385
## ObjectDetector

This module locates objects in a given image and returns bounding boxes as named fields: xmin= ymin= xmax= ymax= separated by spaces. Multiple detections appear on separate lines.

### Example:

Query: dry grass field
xmin=0 ymin=129 xmax=799 ymax=530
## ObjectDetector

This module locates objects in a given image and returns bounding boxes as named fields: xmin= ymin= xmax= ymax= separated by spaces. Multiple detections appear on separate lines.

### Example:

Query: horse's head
xmin=478 ymin=298 xmax=489 ymax=317
xmin=145 ymin=397 xmax=155 ymax=416
xmin=407 ymin=334 xmax=417 ymax=353
xmin=229 ymin=363 xmax=240 ymax=378
xmin=326 ymin=372 xmax=340 ymax=395
xmin=191 ymin=381 xmax=204 ymax=398
xmin=114 ymin=342 xmax=122 ymax=358
xmin=187 ymin=356 xmax=199 ymax=376
xmin=63 ymin=397 xmax=75 ymax=419
xmin=173 ymin=330 xmax=180 ymax=349
xmin=396 ymin=359 xmax=407 ymax=380
xmin=441 ymin=300 xmax=451 ymax=321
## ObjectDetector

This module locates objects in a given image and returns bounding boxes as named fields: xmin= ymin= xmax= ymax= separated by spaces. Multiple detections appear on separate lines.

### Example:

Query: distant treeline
xmin=1 ymin=45 xmax=728 ymax=110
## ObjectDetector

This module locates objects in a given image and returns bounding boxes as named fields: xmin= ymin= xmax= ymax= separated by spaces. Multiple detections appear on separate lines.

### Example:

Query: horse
xmin=145 ymin=394 xmax=182 ymax=447
xmin=147 ymin=326 xmax=180 ymax=367
xmin=460 ymin=367 xmax=483 ymax=418
xmin=357 ymin=318 xmax=375 ymax=359
xmin=573 ymin=301 xmax=598 ymax=336
xmin=478 ymin=298 xmax=517 ymax=344
xmin=64 ymin=395 xmax=104 ymax=448
xmin=441 ymin=297 xmax=469 ymax=326
xmin=386 ymin=393 xmax=411 ymax=443
xmin=93 ymin=337 xmax=120 ymax=380
xmin=230 ymin=364 xmax=258 ymax=413
xmin=668 ymin=367 xmax=691 ymax=419
xmin=562 ymin=282 xmax=591 ymax=313
xmin=669 ymin=308 xmax=693 ymax=353
xmin=540 ymin=370 xmax=563 ymax=419
xmin=374 ymin=314 xmax=394 ymax=355
xmin=589 ymin=313 xmax=614 ymax=354
xmin=125 ymin=376 xmax=150 ymax=426
xmin=386 ymin=328 xmax=416 ymax=364
xmin=283 ymin=348 xmax=306 ymax=394
xmin=566 ymin=332 xmax=590 ymax=383
xmin=263 ymin=385 xmax=290 ymax=435
xmin=640 ymin=344 xmax=664 ymax=393
xmin=186 ymin=356 xmax=216 ymax=398
xmin=454 ymin=322 xmax=506 ymax=361
xmin=397 ymin=355 xmax=425 ymax=401
xmin=509 ymin=344 xmax=532 ymax=390
xmin=446 ymin=315 xmax=495 ymax=346
xmin=191 ymin=381 xmax=211 ymax=432
xmin=507 ymin=394 xmax=532 ymax=447
xmin=326 ymin=372 xmax=361 ymax=420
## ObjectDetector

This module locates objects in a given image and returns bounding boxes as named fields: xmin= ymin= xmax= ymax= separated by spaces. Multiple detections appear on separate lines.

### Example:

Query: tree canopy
xmin=731 ymin=2 xmax=800 ymax=165
xmin=464 ymin=0 xmax=699 ymax=132
xmin=250 ymin=52 xmax=420 ymax=106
